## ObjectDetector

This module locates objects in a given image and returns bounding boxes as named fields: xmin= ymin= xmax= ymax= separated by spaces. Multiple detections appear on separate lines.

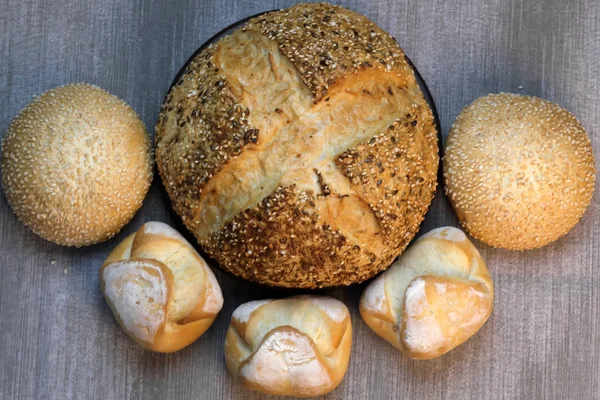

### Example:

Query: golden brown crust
xmin=243 ymin=3 xmax=412 ymax=102
xmin=100 ymin=222 xmax=223 ymax=353
xmin=360 ymin=227 xmax=494 ymax=359
xmin=443 ymin=93 xmax=596 ymax=250
xmin=155 ymin=45 xmax=247 ymax=225
xmin=156 ymin=3 xmax=438 ymax=288
xmin=224 ymin=296 xmax=352 ymax=397
xmin=1 ymin=83 xmax=153 ymax=246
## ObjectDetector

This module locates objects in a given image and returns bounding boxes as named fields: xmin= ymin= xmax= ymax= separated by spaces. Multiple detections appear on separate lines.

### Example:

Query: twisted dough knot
xmin=225 ymin=295 xmax=352 ymax=397
xmin=360 ymin=227 xmax=494 ymax=359
xmin=100 ymin=221 xmax=223 ymax=352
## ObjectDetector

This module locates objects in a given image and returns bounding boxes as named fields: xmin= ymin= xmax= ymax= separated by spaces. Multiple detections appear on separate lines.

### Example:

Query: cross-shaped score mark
xmin=194 ymin=30 xmax=418 ymax=256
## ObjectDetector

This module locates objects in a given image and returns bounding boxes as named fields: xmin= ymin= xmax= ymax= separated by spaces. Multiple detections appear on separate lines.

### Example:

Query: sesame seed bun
xmin=156 ymin=3 xmax=439 ymax=288
xmin=443 ymin=93 xmax=595 ymax=250
xmin=1 ymin=83 xmax=153 ymax=246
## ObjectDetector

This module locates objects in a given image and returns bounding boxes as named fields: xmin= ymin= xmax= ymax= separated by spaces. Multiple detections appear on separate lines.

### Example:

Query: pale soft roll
xmin=225 ymin=295 xmax=352 ymax=397
xmin=359 ymin=227 xmax=494 ymax=359
xmin=100 ymin=221 xmax=223 ymax=352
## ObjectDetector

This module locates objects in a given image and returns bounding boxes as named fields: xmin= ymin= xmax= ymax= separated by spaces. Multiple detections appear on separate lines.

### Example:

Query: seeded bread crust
xmin=156 ymin=3 xmax=438 ymax=288
xmin=2 ymin=83 xmax=153 ymax=246
xmin=444 ymin=93 xmax=596 ymax=250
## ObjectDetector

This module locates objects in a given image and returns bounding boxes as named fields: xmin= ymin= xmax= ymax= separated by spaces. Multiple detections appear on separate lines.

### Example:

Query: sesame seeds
xmin=444 ymin=93 xmax=596 ymax=250
xmin=243 ymin=3 xmax=413 ymax=102
xmin=155 ymin=3 xmax=438 ymax=288
xmin=1 ymin=83 xmax=153 ymax=246
xmin=243 ymin=129 xmax=259 ymax=144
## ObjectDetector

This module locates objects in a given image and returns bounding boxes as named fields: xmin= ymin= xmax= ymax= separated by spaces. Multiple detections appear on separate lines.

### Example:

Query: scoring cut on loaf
xmin=156 ymin=3 xmax=439 ymax=288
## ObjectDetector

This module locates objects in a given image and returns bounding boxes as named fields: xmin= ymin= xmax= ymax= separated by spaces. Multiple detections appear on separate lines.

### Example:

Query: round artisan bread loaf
xmin=444 ymin=93 xmax=595 ymax=250
xmin=156 ymin=3 xmax=439 ymax=288
xmin=1 ymin=83 xmax=153 ymax=246
xmin=225 ymin=295 xmax=352 ymax=397
xmin=100 ymin=222 xmax=223 ymax=353
xmin=360 ymin=227 xmax=494 ymax=359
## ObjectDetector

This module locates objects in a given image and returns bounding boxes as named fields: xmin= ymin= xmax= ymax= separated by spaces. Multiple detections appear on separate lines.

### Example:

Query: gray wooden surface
xmin=1 ymin=0 xmax=599 ymax=399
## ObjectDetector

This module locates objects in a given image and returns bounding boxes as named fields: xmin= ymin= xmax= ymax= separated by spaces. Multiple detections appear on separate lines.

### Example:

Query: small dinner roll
xmin=360 ymin=227 xmax=494 ymax=359
xmin=444 ymin=93 xmax=595 ymax=250
xmin=225 ymin=295 xmax=352 ymax=397
xmin=100 ymin=222 xmax=223 ymax=352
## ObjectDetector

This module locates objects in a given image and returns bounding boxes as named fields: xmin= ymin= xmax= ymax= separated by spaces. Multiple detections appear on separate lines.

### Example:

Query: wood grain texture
xmin=0 ymin=0 xmax=598 ymax=399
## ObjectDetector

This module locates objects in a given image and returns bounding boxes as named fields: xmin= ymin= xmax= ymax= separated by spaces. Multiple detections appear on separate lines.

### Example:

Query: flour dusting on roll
xmin=225 ymin=295 xmax=352 ymax=397
xmin=360 ymin=226 xmax=494 ymax=359
xmin=100 ymin=222 xmax=223 ymax=353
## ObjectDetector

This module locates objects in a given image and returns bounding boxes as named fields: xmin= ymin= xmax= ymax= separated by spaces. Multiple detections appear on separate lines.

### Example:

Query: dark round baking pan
xmin=157 ymin=10 xmax=442 ymax=295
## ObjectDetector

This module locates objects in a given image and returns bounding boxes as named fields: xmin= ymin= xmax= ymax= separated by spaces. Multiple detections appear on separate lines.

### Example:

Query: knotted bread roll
xmin=360 ymin=227 xmax=493 ymax=359
xmin=225 ymin=295 xmax=352 ymax=397
xmin=100 ymin=222 xmax=223 ymax=352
